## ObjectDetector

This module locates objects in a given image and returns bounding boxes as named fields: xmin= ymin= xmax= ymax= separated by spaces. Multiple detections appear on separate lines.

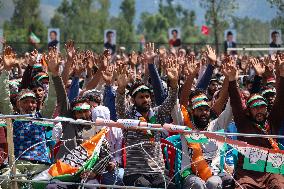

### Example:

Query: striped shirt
xmin=116 ymin=87 xmax=178 ymax=175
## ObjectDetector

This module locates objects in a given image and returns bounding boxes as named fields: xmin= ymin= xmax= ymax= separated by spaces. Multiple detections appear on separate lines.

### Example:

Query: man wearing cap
xmin=182 ymin=89 xmax=234 ymax=189
xmin=226 ymin=61 xmax=284 ymax=188
xmin=0 ymin=47 xmax=57 ymax=189
xmin=116 ymin=62 xmax=179 ymax=188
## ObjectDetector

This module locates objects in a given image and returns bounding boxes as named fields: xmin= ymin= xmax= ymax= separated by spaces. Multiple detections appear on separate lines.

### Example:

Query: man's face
xmin=32 ymin=87 xmax=45 ymax=102
xmin=249 ymin=105 xmax=267 ymax=124
xmin=73 ymin=103 xmax=92 ymax=121
xmin=89 ymin=101 xmax=99 ymax=109
xmin=209 ymin=81 xmax=219 ymax=94
xmin=227 ymin=34 xmax=233 ymax=42
xmin=50 ymin=32 xmax=57 ymax=41
xmin=17 ymin=97 xmax=37 ymax=114
xmin=134 ymin=91 xmax=151 ymax=113
xmin=192 ymin=106 xmax=210 ymax=130
xmin=172 ymin=31 xmax=177 ymax=38
xmin=263 ymin=93 xmax=276 ymax=108
xmin=107 ymin=33 xmax=113 ymax=43
xmin=272 ymin=33 xmax=279 ymax=42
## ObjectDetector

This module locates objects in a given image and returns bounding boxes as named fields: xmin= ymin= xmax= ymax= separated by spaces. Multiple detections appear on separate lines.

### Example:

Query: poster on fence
xmin=104 ymin=29 xmax=116 ymax=54
xmin=47 ymin=28 xmax=60 ymax=50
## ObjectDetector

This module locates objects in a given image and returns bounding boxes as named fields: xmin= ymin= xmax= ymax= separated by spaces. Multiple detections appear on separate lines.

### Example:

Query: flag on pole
xmin=29 ymin=32 xmax=41 ymax=44
xmin=201 ymin=25 xmax=210 ymax=35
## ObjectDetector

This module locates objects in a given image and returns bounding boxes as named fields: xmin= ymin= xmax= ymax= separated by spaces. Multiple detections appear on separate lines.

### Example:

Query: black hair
xmin=30 ymin=81 xmax=44 ymax=90
xmin=227 ymin=31 xmax=233 ymax=36
xmin=171 ymin=29 xmax=178 ymax=35
xmin=129 ymin=82 xmax=151 ymax=98
xmin=188 ymin=88 xmax=207 ymax=102
xmin=83 ymin=93 xmax=101 ymax=105
xmin=70 ymin=97 xmax=89 ymax=109
xmin=271 ymin=31 xmax=279 ymax=37
xmin=50 ymin=30 xmax=57 ymax=36
xmin=106 ymin=31 xmax=114 ymax=37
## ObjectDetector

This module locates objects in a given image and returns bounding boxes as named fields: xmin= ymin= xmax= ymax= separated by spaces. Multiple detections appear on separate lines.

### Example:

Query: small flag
xmin=29 ymin=32 xmax=41 ymax=44
xmin=201 ymin=25 xmax=209 ymax=35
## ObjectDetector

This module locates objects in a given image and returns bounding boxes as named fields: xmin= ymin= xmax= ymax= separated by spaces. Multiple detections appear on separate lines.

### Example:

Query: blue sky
xmin=0 ymin=0 xmax=278 ymax=27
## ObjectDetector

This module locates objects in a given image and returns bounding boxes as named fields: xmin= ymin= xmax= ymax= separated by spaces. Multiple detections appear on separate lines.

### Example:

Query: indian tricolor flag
xmin=33 ymin=127 xmax=109 ymax=188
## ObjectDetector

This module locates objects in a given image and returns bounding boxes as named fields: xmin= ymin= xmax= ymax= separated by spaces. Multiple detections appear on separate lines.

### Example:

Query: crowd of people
xmin=0 ymin=39 xmax=283 ymax=189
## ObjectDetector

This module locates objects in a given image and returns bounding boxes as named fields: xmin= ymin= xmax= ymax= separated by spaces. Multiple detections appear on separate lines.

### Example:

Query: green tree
xmin=50 ymin=0 xmax=110 ymax=51
xmin=200 ymin=0 xmax=238 ymax=54
xmin=109 ymin=0 xmax=136 ymax=50
xmin=138 ymin=0 xmax=206 ymax=49
xmin=4 ymin=0 xmax=46 ymax=52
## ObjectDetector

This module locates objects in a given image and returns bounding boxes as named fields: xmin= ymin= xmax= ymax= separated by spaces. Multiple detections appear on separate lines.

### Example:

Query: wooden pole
xmin=6 ymin=118 xmax=18 ymax=189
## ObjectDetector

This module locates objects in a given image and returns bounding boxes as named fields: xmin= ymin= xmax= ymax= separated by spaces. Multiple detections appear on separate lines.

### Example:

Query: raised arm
xmin=0 ymin=46 xmax=15 ymax=114
xmin=211 ymin=76 xmax=229 ymax=116
xmin=102 ymin=65 xmax=117 ymax=121
xmin=225 ymin=60 xmax=248 ymax=132
xmin=62 ymin=40 xmax=76 ymax=87
xmin=196 ymin=45 xmax=217 ymax=90
xmin=249 ymin=58 xmax=265 ymax=94
xmin=19 ymin=50 xmax=37 ymax=90
xmin=180 ymin=55 xmax=199 ymax=107
xmin=156 ymin=56 xmax=179 ymax=123
xmin=115 ymin=65 xmax=130 ymax=119
xmin=46 ymin=47 xmax=70 ymax=117
xmin=144 ymin=43 xmax=167 ymax=105
xmin=269 ymin=54 xmax=284 ymax=133
xmin=84 ymin=50 xmax=109 ymax=91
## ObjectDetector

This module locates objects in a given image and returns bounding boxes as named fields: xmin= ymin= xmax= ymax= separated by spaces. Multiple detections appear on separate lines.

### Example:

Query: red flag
xmin=201 ymin=25 xmax=209 ymax=35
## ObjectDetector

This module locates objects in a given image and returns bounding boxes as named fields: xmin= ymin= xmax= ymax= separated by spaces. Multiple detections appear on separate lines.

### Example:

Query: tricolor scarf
xmin=255 ymin=121 xmax=279 ymax=150
xmin=133 ymin=107 xmax=156 ymax=142
xmin=180 ymin=105 xmax=212 ymax=181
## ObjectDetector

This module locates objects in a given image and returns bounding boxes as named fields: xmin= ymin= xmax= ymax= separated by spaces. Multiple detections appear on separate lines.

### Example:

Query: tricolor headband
xmin=192 ymin=100 xmax=210 ymax=110
xmin=247 ymin=94 xmax=267 ymax=108
xmin=17 ymin=92 xmax=36 ymax=101
xmin=72 ymin=103 xmax=91 ymax=111
xmin=131 ymin=85 xmax=151 ymax=97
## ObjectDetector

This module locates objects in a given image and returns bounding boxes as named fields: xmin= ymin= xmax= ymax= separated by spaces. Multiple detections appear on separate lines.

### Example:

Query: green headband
xmin=72 ymin=103 xmax=91 ymax=111
xmin=261 ymin=89 xmax=276 ymax=96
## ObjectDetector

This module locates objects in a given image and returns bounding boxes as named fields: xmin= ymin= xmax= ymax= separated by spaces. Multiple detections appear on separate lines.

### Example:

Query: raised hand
xmin=166 ymin=56 xmax=179 ymax=88
xmin=277 ymin=53 xmax=284 ymax=77
xmin=117 ymin=64 xmax=130 ymax=92
xmin=205 ymin=45 xmax=217 ymax=65
xmin=3 ymin=46 xmax=16 ymax=70
xmin=184 ymin=55 xmax=198 ymax=77
xmin=250 ymin=58 xmax=265 ymax=76
xmin=143 ymin=42 xmax=156 ymax=64
xmin=65 ymin=40 xmax=76 ymax=60
xmin=46 ymin=47 xmax=60 ymax=76
xmin=73 ymin=55 xmax=86 ymax=77
xmin=223 ymin=59 xmax=238 ymax=81
xmin=102 ymin=65 xmax=114 ymax=85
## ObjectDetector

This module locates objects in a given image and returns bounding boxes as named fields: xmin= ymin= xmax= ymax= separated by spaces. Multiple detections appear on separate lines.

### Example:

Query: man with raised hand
xmin=116 ymin=43 xmax=179 ymax=188
xmin=225 ymin=54 xmax=284 ymax=189
xmin=0 ymin=45 xmax=57 ymax=189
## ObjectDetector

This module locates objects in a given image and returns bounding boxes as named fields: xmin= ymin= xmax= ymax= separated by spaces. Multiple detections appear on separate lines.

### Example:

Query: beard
xmin=252 ymin=113 xmax=266 ymax=125
xmin=135 ymin=103 xmax=151 ymax=114
xmin=193 ymin=115 xmax=209 ymax=130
